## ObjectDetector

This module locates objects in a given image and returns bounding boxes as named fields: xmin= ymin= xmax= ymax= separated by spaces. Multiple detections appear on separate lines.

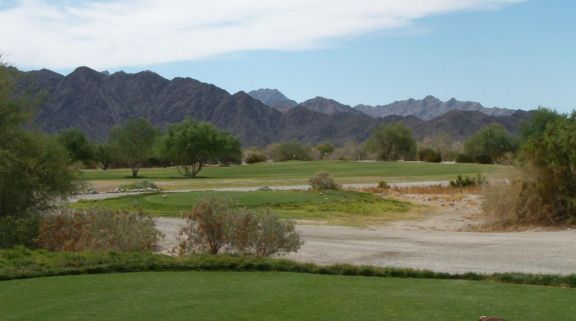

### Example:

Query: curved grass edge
xmin=1 ymin=247 xmax=575 ymax=288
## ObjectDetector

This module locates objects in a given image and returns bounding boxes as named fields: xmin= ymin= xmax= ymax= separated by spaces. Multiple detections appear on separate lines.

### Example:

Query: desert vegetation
xmin=482 ymin=109 xmax=576 ymax=227
xmin=176 ymin=196 xmax=301 ymax=256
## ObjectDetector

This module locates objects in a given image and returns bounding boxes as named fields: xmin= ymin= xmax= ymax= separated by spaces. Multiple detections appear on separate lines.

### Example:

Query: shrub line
xmin=1 ymin=248 xmax=575 ymax=288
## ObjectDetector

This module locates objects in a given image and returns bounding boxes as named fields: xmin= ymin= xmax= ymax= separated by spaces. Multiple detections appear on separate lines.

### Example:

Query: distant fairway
xmin=72 ymin=190 xmax=417 ymax=225
xmin=1 ymin=271 xmax=573 ymax=321
xmin=82 ymin=160 xmax=499 ymax=191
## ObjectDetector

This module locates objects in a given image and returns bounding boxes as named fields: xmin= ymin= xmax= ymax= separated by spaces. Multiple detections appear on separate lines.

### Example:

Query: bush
xmin=177 ymin=196 xmax=301 ymax=256
xmin=38 ymin=209 xmax=162 ymax=252
xmin=455 ymin=153 xmax=473 ymax=163
xmin=177 ymin=197 xmax=236 ymax=255
xmin=483 ymin=110 xmax=576 ymax=227
xmin=418 ymin=148 xmax=442 ymax=163
xmin=0 ymin=215 xmax=40 ymax=249
xmin=268 ymin=141 xmax=312 ymax=161
xmin=378 ymin=181 xmax=390 ymax=189
xmin=244 ymin=149 xmax=268 ymax=164
xmin=230 ymin=209 xmax=301 ymax=256
xmin=116 ymin=180 xmax=160 ymax=192
xmin=449 ymin=174 xmax=486 ymax=188
xmin=308 ymin=171 xmax=341 ymax=191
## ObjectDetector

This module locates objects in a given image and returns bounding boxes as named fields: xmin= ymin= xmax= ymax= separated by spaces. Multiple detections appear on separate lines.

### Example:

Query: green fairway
xmin=0 ymin=271 xmax=573 ymax=321
xmin=72 ymin=190 xmax=416 ymax=225
xmin=82 ymin=160 xmax=499 ymax=191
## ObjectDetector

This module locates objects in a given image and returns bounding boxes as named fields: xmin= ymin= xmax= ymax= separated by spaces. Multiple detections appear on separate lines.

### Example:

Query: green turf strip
xmin=1 ymin=271 xmax=574 ymax=321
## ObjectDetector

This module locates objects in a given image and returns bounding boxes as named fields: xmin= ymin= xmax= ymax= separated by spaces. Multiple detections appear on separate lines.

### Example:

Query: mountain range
xmin=11 ymin=66 xmax=533 ymax=147
xmin=248 ymin=88 xmax=518 ymax=120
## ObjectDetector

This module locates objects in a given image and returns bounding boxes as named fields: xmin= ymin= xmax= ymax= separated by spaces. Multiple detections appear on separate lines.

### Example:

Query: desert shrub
xmin=378 ymin=181 xmax=390 ymax=189
xmin=244 ymin=149 xmax=268 ymax=164
xmin=38 ymin=209 xmax=162 ymax=252
xmin=177 ymin=196 xmax=301 ymax=256
xmin=229 ymin=209 xmax=301 ymax=256
xmin=455 ymin=153 xmax=473 ymax=163
xmin=308 ymin=171 xmax=341 ymax=191
xmin=483 ymin=110 xmax=576 ymax=227
xmin=329 ymin=141 xmax=371 ymax=160
xmin=0 ymin=215 xmax=40 ymax=249
xmin=177 ymin=197 xmax=235 ymax=255
xmin=116 ymin=180 xmax=160 ymax=192
xmin=418 ymin=148 xmax=442 ymax=163
xmin=268 ymin=141 xmax=312 ymax=161
xmin=450 ymin=174 xmax=486 ymax=188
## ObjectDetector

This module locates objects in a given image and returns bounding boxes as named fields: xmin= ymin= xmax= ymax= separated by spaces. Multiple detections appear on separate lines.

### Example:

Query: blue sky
xmin=1 ymin=0 xmax=574 ymax=111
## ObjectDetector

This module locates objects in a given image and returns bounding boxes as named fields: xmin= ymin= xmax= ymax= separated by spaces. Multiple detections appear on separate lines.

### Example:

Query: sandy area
xmin=154 ymin=190 xmax=576 ymax=275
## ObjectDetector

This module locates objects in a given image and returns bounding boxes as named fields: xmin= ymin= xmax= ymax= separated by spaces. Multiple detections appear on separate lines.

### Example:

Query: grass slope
xmin=71 ymin=190 xmax=416 ymax=225
xmin=1 ymin=271 xmax=574 ymax=321
xmin=82 ymin=161 xmax=498 ymax=191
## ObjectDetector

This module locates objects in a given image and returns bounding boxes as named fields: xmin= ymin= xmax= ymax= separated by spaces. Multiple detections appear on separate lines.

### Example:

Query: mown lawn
xmin=71 ymin=190 xmax=417 ymax=225
xmin=82 ymin=160 xmax=499 ymax=191
xmin=1 ymin=271 xmax=573 ymax=321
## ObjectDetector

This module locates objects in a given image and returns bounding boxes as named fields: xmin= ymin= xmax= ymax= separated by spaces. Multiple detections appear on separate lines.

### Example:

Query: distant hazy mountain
xmin=248 ymin=88 xmax=297 ymax=113
xmin=12 ymin=67 xmax=533 ymax=146
xmin=355 ymin=95 xmax=517 ymax=120
xmin=297 ymin=97 xmax=365 ymax=116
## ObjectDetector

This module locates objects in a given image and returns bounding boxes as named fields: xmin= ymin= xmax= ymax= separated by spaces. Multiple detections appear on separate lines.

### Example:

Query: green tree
xmin=317 ymin=142 xmax=335 ymax=160
xmin=517 ymin=110 xmax=576 ymax=222
xmin=0 ymin=64 xmax=78 ymax=247
xmin=158 ymin=120 xmax=242 ymax=177
xmin=217 ymin=132 xmax=243 ymax=164
xmin=366 ymin=123 xmax=417 ymax=161
xmin=94 ymin=143 xmax=117 ymax=170
xmin=109 ymin=118 xmax=158 ymax=177
xmin=463 ymin=124 xmax=514 ymax=164
xmin=269 ymin=141 xmax=312 ymax=162
xmin=57 ymin=128 xmax=95 ymax=166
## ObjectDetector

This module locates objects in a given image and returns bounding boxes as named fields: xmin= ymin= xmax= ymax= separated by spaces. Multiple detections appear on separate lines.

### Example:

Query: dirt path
xmin=154 ymin=192 xmax=576 ymax=275
xmin=70 ymin=181 xmax=449 ymax=202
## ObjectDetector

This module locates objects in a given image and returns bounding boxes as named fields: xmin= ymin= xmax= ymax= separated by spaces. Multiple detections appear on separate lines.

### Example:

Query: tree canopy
xmin=463 ymin=124 xmax=514 ymax=164
xmin=109 ymin=118 xmax=158 ymax=177
xmin=158 ymin=120 xmax=242 ymax=177
xmin=57 ymin=128 xmax=95 ymax=166
xmin=0 ymin=66 xmax=78 ymax=218
xmin=365 ymin=123 xmax=417 ymax=161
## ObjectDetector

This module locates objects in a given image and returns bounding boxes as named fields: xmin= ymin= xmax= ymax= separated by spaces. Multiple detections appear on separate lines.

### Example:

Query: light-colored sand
xmin=74 ymin=182 xmax=576 ymax=275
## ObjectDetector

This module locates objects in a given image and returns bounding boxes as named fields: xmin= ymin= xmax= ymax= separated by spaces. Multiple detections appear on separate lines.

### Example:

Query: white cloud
xmin=0 ymin=0 xmax=522 ymax=69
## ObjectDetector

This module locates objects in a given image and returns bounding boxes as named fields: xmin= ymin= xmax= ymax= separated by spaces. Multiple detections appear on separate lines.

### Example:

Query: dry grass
xmin=361 ymin=185 xmax=481 ymax=195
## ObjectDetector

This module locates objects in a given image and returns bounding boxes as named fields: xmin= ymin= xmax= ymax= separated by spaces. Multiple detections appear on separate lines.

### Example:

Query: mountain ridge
xmin=12 ymin=67 xmax=533 ymax=147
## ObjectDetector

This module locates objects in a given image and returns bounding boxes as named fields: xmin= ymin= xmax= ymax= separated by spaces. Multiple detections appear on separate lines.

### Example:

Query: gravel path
xmin=70 ymin=181 xmax=449 ymax=202
xmin=155 ymin=217 xmax=576 ymax=275
xmin=74 ymin=181 xmax=576 ymax=275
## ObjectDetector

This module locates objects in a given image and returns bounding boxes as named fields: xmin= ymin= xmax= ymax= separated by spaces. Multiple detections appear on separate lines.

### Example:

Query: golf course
xmin=1 ymin=271 xmax=574 ymax=321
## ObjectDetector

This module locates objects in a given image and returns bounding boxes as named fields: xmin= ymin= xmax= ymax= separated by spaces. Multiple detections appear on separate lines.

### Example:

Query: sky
xmin=0 ymin=0 xmax=574 ymax=112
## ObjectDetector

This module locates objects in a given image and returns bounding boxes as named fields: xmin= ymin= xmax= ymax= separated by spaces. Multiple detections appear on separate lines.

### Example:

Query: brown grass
xmin=362 ymin=185 xmax=481 ymax=195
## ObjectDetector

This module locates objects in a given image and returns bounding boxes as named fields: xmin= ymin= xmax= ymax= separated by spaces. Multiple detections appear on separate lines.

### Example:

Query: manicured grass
xmin=1 ymin=271 xmax=574 ymax=321
xmin=82 ymin=160 xmax=499 ymax=191
xmin=71 ymin=190 xmax=416 ymax=225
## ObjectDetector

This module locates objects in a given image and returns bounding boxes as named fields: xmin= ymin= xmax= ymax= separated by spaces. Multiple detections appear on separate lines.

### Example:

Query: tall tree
xmin=57 ymin=128 xmax=95 ymax=166
xmin=158 ymin=120 xmax=242 ymax=177
xmin=366 ymin=123 xmax=417 ymax=161
xmin=317 ymin=142 xmax=335 ymax=160
xmin=463 ymin=124 xmax=514 ymax=164
xmin=109 ymin=118 xmax=158 ymax=177
xmin=0 ymin=64 xmax=78 ymax=219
